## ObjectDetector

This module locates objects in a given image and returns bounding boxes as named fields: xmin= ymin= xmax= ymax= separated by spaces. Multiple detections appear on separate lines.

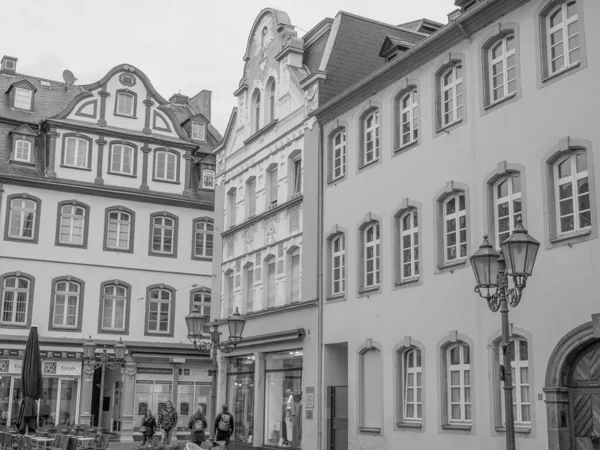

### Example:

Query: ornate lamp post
xmin=470 ymin=218 xmax=539 ymax=450
xmin=185 ymin=307 xmax=246 ymax=439
xmin=82 ymin=337 xmax=128 ymax=429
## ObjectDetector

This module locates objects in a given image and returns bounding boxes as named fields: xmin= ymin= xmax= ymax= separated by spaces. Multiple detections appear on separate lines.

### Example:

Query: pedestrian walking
xmin=214 ymin=404 xmax=234 ymax=449
xmin=141 ymin=410 xmax=157 ymax=446
xmin=158 ymin=401 xmax=178 ymax=444
xmin=187 ymin=406 xmax=208 ymax=446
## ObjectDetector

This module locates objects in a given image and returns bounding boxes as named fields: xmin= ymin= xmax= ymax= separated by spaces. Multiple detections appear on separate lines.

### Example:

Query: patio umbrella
xmin=17 ymin=324 xmax=43 ymax=434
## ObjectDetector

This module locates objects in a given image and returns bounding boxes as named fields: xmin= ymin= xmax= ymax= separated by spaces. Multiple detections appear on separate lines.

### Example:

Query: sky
xmin=1 ymin=0 xmax=454 ymax=134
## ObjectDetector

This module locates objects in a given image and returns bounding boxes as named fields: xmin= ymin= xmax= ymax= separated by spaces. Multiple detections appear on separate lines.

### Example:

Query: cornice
xmin=300 ymin=70 xmax=327 ymax=89
xmin=233 ymin=84 xmax=248 ymax=97
xmin=0 ymin=174 xmax=214 ymax=210
xmin=243 ymin=119 xmax=279 ymax=146
xmin=221 ymin=194 xmax=303 ymax=238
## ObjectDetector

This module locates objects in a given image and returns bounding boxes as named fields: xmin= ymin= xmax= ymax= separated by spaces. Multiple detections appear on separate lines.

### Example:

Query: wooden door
xmin=571 ymin=389 xmax=600 ymax=449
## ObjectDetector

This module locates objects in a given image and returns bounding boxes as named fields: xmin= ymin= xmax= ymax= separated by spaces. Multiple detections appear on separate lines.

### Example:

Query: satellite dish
xmin=62 ymin=70 xmax=77 ymax=87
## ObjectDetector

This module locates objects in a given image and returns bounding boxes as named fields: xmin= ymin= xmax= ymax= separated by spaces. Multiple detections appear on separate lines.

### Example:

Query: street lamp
xmin=185 ymin=307 xmax=246 ymax=439
xmin=82 ymin=337 xmax=128 ymax=429
xmin=470 ymin=218 xmax=539 ymax=450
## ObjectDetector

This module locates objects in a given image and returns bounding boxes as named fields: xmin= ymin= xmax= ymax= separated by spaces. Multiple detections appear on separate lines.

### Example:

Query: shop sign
xmin=136 ymin=380 xmax=154 ymax=384
xmin=178 ymin=381 xmax=194 ymax=385
xmin=305 ymin=386 xmax=315 ymax=409
xmin=195 ymin=381 xmax=211 ymax=386
xmin=41 ymin=361 xmax=82 ymax=376
xmin=0 ymin=349 xmax=82 ymax=359
xmin=155 ymin=380 xmax=172 ymax=385
xmin=137 ymin=367 xmax=173 ymax=375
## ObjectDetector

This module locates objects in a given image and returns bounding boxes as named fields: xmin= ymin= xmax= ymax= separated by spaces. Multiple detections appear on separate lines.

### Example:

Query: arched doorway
xmin=545 ymin=320 xmax=600 ymax=450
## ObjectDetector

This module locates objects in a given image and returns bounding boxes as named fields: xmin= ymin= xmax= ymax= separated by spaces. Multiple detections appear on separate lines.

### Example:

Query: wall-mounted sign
xmin=137 ymin=367 xmax=173 ymax=375
xmin=136 ymin=380 xmax=154 ymax=384
xmin=178 ymin=381 xmax=194 ymax=385
xmin=0 ymin=349 xmax=83 ymax=359
xmin=180 ymin=403 xmax=189 ymax=415
xmin=305 ymin=386 xmax=315 ymax=409
xmin=138 ymin=403 xmax=148 ymax=416
xmin=155 ymin=380 xmax=172 ymax=385
xmin=9 ymin=359 xmax=81 ymax=376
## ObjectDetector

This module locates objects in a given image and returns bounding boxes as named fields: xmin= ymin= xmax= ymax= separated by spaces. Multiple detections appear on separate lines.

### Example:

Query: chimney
xmin=1 ymin=56 xmax=18 ymax=76
xmin=189 ymin=90 xmax=212 ymax=121
xmin=169 ymin=93 xmax=189 ymax=106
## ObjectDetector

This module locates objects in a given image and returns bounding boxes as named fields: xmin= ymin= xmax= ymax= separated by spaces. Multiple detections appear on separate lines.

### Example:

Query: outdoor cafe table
xmin=30 ymin=436 xmax=54 ymax=448
xmin=74 ymin=437 xmax=95 ymax=449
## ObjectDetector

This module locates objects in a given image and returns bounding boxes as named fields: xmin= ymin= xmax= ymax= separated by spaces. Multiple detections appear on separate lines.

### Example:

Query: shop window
xmin=193 ymin=218 xmax=214 ymax=259
xmin=191 ymin=287 xmax=211 ymax=334
xmin=149 ymin=212 xmax=179 ymax=257
xmin=227 ymin=356 xmax=256 ymax=444
xmin=264 ymin=351 xmax=303 ymax=448
xmin=40 ymin=378 xmax=79 ymax=427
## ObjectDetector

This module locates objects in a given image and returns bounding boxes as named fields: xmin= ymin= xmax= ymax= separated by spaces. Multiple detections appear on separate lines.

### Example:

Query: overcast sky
xmin=2 ymin=0 xmax=453 ymax=133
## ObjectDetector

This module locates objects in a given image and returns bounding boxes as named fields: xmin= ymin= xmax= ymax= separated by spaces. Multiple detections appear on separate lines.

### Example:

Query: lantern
xmin=501 ymin=218 xmax=540 ymax=289
xmin=470 ymin=235 xmax=501 ymax=299
xmin=185 ymin=308 xmax=206 ymax=341
xmin=227 ymin=307 xmax=246 ymax=343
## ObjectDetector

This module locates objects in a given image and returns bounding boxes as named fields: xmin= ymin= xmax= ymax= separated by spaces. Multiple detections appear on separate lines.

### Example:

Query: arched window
xmin=0 ymin=273 xmax=33 ymax=326
xmin=264 ymin=256 xmax=276 ymax=308
xmin=494 ymin=174 xmax=522 ymax=246
xmin=441 ymin=64 xmax=463 ymax=127
xmin=398 ymin=210 xmax=419 ymax=282
xmin=191 ymin=288 xmax=211 ymax=334
xmin=363 ymin=223 xmax=380 ymax=289
xmin=150 ymin=212 xmax=178 ymax=256
xmin=7 ymin=194 xmax=40 ymax=242
xmin=331 ymin=235 xmax=346 ymax=296
xmin=58 ymin=201 xmax=88 ymax=247
xmin=50 ymin=277 xmax=84 ymax=331
xmin=100 ymin=282 xmax=129 ymax=332
xmin=398 ymin=89 xmax=418 ymax=147
xmin=359 ymin=344 xmax=383 ymax=431
xmin=105 ymin=207 xmax=134 ymax=252
xmin=446 ymin=343 xmax=471 ymax=424
xmin=267 ymin=78 xmax=276 ymax=122
xmin=193 ymin=219 xmax=214 ymax=258
xmin=442 ymin=193 xmax=467 ymax=263
xmin=362 ymin=110 xmax=380 ymax=165
xmin=252 ymin=89 xmax=261 ymax=132
xmin=554 ymin=150 xmax=590 ymax=235
xmin=146 ymin=285 xmax=174 ymax=334
xmin=488 ymin=34 xmax=517 ymax=103
xmin=402 ymin=348 xmax=422 ymax=422
xmin=546 ymin=1 xmax=580 ymax=75
xmin=331 ymin=129 xmax=346 ymax=181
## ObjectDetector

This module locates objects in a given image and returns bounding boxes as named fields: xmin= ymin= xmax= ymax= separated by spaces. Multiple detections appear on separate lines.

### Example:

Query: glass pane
xmin=558 ymin=158 xmax=572 ymax=178
xmin=264 ymin=366 xmax=302 ymax=447
xmin=519 ymin=341 xmax=528 ymax=361
xmin=576 ymin=153 xmax=587 ymax=173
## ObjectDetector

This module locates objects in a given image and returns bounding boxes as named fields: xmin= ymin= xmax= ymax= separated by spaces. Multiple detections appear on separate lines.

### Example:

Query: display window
xmin=133 ymin=379 xmax=173 ymax=427
xmin=264 ymin=351 xmax=303 ymax=448
xmin=227 ymin=356 xmax=255 ymax=444
xmin=176 ymin=382 xmax=211 ymax=429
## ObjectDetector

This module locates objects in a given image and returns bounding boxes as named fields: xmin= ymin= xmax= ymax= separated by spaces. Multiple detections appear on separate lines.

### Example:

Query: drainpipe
xmin=316 ymin=120 xmax=325 ymax=450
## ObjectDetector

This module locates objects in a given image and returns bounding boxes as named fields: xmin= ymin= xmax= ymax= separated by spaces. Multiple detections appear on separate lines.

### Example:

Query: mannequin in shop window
xmin=282 ymin=390 xmax=295 ymax=446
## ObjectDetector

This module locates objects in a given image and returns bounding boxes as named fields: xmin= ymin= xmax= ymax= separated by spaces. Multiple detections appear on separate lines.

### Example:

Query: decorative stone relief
xmin=243 ymin=224 xmax=257 ymax=253
xmin=264 ymin=215 xmax=277 ymax=245
xmin=253 ymin=14 xmax=275 ymax=56
xmin=304 ymin=84 xmax=318 ymax=114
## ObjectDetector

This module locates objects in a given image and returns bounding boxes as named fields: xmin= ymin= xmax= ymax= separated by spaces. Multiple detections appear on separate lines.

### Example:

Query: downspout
xmin=316 ymin=120 xmax=324 ymax=450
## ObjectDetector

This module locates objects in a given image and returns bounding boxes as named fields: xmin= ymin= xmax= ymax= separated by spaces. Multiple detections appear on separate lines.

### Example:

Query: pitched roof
xmin=163 ymin=103 xmax=223 ymax=143
xmin=0 ymin=73 xmax=84 ymax=125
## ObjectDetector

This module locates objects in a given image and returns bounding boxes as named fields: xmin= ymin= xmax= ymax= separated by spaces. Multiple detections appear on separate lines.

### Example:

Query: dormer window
xmin=14 ymin=140 xmax=32 ymax=163
xmin=14 ymin=88 xmax=32 ymax=110
xmin=116 ymin=91 xmax=135 ymax=117
xmin=4 ymin=60 xmax=15 ymax=71
xmin=191 ymin=122 xmax=206 ymax=141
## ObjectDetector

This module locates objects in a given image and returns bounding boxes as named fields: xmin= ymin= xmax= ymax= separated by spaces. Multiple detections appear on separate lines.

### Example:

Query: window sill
xmin=152 ymin=177 xmax=180 ymax=185
xmin=60 ymin=164 xmax=92 ymax=172
xmin=104 ymin=246 xmax=133 ymax=254
xmin=328 ymin=174 xmax=346 ymax=185
xmin=442 ymin=423 xmax=472 ymax=431
xmin=56 ymin=242 xmax=86 ymax=249
xmin=359 ymin=285 xmax=381 ymax=296
xmin=359 ymin=427 xmax=381 ymax=434
xmin=551 ymin=228 xmax=591 ymax=244
xmin=10 ymin=159 xmax=36 ymax=167
xmin=145 ymin=331 xmax=174 ymax=338
xmin=395 ymin=139 xmax=419 ymax=153
xmin=148 ymin=251 xmax=177 ymax=259
xmin=0 ymin=322 xmax=29 ymax=328
xmin=5 ymin=236 xmax=37 ymax=244
xmin=484 ymin=92 xmax=517 ymax=110
xmin=495 ymin=425 xmax=531 ymax=434
xmin=396 ymin=421 xmax=422 ymax=429
xmin=107 ymin=170 xmax=137 ymax=179
xmin=198 ymin=186 xmax=215 ymax=191
xmin=438 ymin=259 xmax=467 ymax=270
xmin=436 ymin=118 xmax=463 ymax=134
xmin=358 ymin=157 xmax=380 ymax=171
xmin=243 ymin=119 xmax=279 ymax=146
xmin=114 ymin=113 xmax=138 ymax=120
xmin=98 ymin=328 xmax=127 ymax=335
xmin=326 ymin=293 xmax=346 ymax=302
xmin=191 ymin=256 xmax=213 ymax=262
xmin=48 ymin=326 xmax=80 ymax=333
xmin=542 ymin=61 xmax=581 ymax=83
xmin=395 ymin=277 xmax=419 ymax=287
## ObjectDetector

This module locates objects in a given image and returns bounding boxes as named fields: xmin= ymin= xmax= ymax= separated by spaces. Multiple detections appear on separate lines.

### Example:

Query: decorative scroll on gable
xmin=153 ymin=111 xmax=172 ymax=132
xmin=75 ymin=99 xmax=98 ymax=118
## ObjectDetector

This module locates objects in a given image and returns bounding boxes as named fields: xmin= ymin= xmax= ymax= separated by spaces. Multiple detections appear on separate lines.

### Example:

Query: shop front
xmin=0 ymin=349 xmax=82 ymax=428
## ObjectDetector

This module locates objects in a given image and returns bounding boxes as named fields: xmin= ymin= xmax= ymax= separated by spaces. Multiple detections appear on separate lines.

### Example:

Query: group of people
xmin=140 ymin=401 xmax=234 ymax=448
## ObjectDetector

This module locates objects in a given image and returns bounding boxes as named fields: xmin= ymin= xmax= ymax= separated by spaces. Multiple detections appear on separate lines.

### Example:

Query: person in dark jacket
xmin=214 ymin=404 xmax=234 ymax=449
xmin=158 ymin=401 xmax=178 ymax=444
xmin=141 ymin=410 xmax=157 ymax=446
xmin=187 ymin=406 xmax=208 ymax=445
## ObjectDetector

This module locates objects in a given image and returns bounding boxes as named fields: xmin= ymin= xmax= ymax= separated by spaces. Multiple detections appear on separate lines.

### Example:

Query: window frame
xmin=148 ymin=211 xmax=179 ymax=258
xmin=360 ymin=108 xmax=380 ymax=168
xmin=358 ymin=341 xmax=383 ymax=434
xmin=190 ymin=287 xmax=212 ymax=334
xmin=227 ymin=188 xmax=237 ymax=228
xmin=357 ymin=215 xmax=382 ymax=296
xmin=108 ymin=141 xmax=137 ymax=177
xmin=440 ymin=64 xmax=464 ymax=128
xmin=0 ymin=271 xmax=35 ymax=329
xmin=397 ymin=88 xmax=419 ymax=149
xmin=192 ymin=217 xmax=214 ymax=260
xmin=191 ymin=121 xmax=206 ymax=141
xmin=363 ymin=223 xmax=381 ymax=290
xmin=264 ymin=255 xmax=276 ymax=309
xmin=252 ymin=89 xmax=261 ymax=132
xmin=488 ymin=34 xmax=517 ymax=105
xmin=4 ymin=194 xmax=42 ymax=244
xmin=267 ymin=78 xmax=276 ymax=123
xmin=329 ymin=233 xmax=346 ymax=299
xmin=493 ymin=174 xmax=523 ymax=248
xmin=398 ymin=209 xmax=420 ymax=283
xmin=243 ymin=263 xmax=254 ymax=314
xmin=103 ymin=206 xmax=135 ymax=254
xmin=55 ymin=200 xmax=90 ymax=249
xmin=245 ymin=177 xmax=257 ymax=219
xmin=395 ymin=340 xmax=425 ymax=429
xmin=153 ymin=148 xmax=181 ymax=184
xmin=446 ymin=343 xmax=472 ymax=425
xmin=144 ymin=284 xmax=176 ymax=337
xmin=553 ymin=151 xmax=590 ymax=237
xmin=224 ymin=269 xmax=235 ymax=317
xmin=61 ymin=134 xmax=92 ymax=171
xmin=286 ymin=246 xmax=301 ymax=304
xmin=201 ymin=168 xmax=216 ymax=189
xmin=114 ymin=90 xmax=137 ymax=118
xmin=48 ymin=276 xmax=85 ymax=332
xmin=329 ymin=128 xmax=347 ymax=182
xmin=13 ymin=139 xmax=33 ymax=163
xmin=97 ymin=280 xmax=131 ymax=335
xmin=14 ymin=87 xmax=33 ymax=110
xmin=546 ymin=1 xmax=580 ymax=76
xmin=434 ymin=184 xmax=471 ymax=273
xmin=266 ymin=164 xmax=278 ymax=209
xmin=434 ymin=55 xmax=467 ymax=134
xmin=442 ymin=193 xmax=467 ymax=265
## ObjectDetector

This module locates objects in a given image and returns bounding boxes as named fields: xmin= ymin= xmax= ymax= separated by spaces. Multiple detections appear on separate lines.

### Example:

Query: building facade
xmin=310 ymin=0 xmax=599 ymax=449
xmin=0 ymin=59 xmax=220 ymax=440
xmin=211 ymin=8 xmax=432 ymax=450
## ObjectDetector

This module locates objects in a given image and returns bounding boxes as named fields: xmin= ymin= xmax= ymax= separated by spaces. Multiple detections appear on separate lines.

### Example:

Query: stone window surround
xmin=325 ymin=224 xmax=348 ymax=302
xmin=144 ymin=283 xmax=176 ymax=337
xmin=326 ymin=121 xmax=349 ymax=185
xmin=97 ymin=279 xmax=132 ymax=335
xmin=356 ymin=101 xmax=383 ymax=173
xmin=48 ymin=275 xmax=85 ymax=333
xmin=152 ymin=147 xmax=181 ymax=184
xmin=392 ymin=199 xmax=423 ymax=289
xmin=432 ymin=53 xmax=467 ymax=137
xmin=4 ymin=193 xmax=42 ymax=245
xmin=541 ymin=137 xmax=597 ymax=249
xmin=114 ymin=89 xmax=138 ymax=119
xmin=433 ymin=182 xmax=472 ymax=275
xmin=394 ymin=336 xmax=426 ymax=431
xmin=534 ymin=0 xmax=588 ymax=89
xmin=357 ymin=338 xmax=384 ymax=435
xmin=287 ymin=149 xmax=302 ymax=200
xmin=393 ymin=78 xmax=421 ymax=155
xmin=357 ymin=213 xmax=382 ymax=297
xmin=191 ymin=216 xmax=214 ymax=261
xmin=147 ymin=211 xmax=179 ymax=258
xmin=437 ymin=331 xmax=476 ymax=434
xmin=107 ymin=140 xmax=139 ymax=178
xmin=55 ymin=199 xmax=91 ymax=249
xmin=60 ymin=133 xmax=93 ymax=171
xmin=102 ymin=205 xmax=136 ymax=254
xmin=487 ymin=326 xmax=536 ymax=437
xmin=478 ymin=22 xmax=523 ymax=116
xmin=11 ymin=136 xmax=35 ymax=165
xmin=0 ymin=271 xmax=35 ymax=329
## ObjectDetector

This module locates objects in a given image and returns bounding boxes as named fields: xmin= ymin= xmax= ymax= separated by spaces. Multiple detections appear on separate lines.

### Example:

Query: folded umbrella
xmin=17 ymin=325 xmax=43 ymax=434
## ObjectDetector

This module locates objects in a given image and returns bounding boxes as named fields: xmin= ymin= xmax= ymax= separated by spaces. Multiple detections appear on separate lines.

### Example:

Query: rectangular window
xmin=202 ymin=169 xmax=215 ymax=189
xmin=447 ymin=344 xmax=471 ymax=423
xmin=59 ymin=205 xmax=85 ymax=245
xmin=226 ymin=272 xmax=234 ymax=317
xmin=227 ymin=356 xmax=256 ymax=444
xmin=441 ymin=65 xmax=463 ymax=127
xmin=555 ymin=152 xmax=590 ymax=235
xmin=489 ymin=35 xmax=516 ymax=103
xmin=110 ymin=144 xmax=134 ymax=175
xmin=194 ymin=221 xmax=214 ymax=258
xmin=148 ymin=288 xmax=171 ymax=333
xmin=8 ymin=198 xmax=37 ymax=240
xmin=14 ymin=140 xmax=32 ymax=162
xmin=106 ymin=211 xmax=131 ymax=250
xmin=360 ymin=348 xmax=383 ymax=429
xmin=266 ymin=259 xmax=276 ymax=308
xmin=64 ymin=137 xmax=89 ymax=168
xmin=39 ymin=377 xmax=79 ymax=429
xmin=363 ymin=110 xmax=380 ymax=165
xmin=244 ymin=266 xmax=254 ymax=313
xmin=192 ymin=290 xmax=211 ymax=334
xmin=155 ymin=151 xmax=178 ymax=181
xmin=151 ymin=216 xmax=175 ymax=254
xmin=264 ymin=352 xmax=303 ymax=448
xmin=547 ymin=2 xmax=580 ymax=76
xmin=227 ymin=190 xmax=237 ymax=227
xmin=293 ymin=159 xmax=302 ymax=195
xmin=117 ymin=92 xmax=134 ymax=116
xmin=53 ymin=280 xmax=80 ymax=328
xmin=289 ymin=251 xmax=300 ymax=303
xmin=101 ymin=285 xmax=126 ymax=331
xmin=192 ymin=122 xmax=206 ymax=141
xmin=399 ymin=89 xmax=418 ymax=147
xmin=444 ymin=194 xmax=467 ymax=263
xmin=331 ymin=235 xmax=346 ymax=296
xmin=1 ymin=276 xmax=30 ymax=325
xmin=246 ymin=180 xmax=256 ymax=218
xmin=332 ymin=130 xmax=346 ymax=180
xmin=268 ymin=167 xmax=278 ymax=207
xmin=14 ymin=88 xmax=32 ymax=110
